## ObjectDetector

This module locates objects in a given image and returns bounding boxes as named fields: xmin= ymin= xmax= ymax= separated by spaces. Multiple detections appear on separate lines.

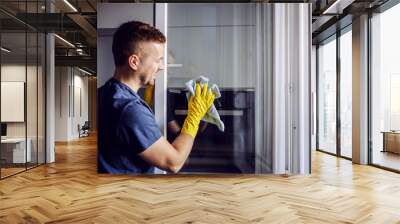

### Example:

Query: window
xmin=317 ymin=36 xmax=337 ymax=155
xmin=370 ymin=2 xmax=400 ymax=171
xmin=340 ymin=28 xmax=352 ymax=158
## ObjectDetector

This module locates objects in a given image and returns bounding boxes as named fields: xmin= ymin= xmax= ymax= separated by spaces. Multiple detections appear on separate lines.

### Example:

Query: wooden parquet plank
xmin=0 ymin=134 xmax=400 ymax=223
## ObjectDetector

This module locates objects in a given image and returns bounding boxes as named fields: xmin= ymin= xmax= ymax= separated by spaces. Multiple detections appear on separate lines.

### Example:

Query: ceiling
xmin=0 ymin=0 xmax=395 ymax=75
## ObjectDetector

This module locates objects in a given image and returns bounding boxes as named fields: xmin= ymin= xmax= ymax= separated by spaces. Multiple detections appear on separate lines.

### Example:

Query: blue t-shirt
xmin=97 ymin=78 xmax=162 ymax=174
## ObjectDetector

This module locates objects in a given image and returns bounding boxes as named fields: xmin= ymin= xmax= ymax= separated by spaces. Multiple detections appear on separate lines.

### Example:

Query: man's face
xmin=135 ymin=41 xmax=165 ymax=86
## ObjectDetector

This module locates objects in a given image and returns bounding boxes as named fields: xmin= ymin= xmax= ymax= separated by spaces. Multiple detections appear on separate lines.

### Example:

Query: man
xmin=98 ymin=21 xmax=215 ymax=174
xmin=142 ymin=50 xmax=182 ymax=140
xmin=142 ymin=84 xmax=182 ymax=141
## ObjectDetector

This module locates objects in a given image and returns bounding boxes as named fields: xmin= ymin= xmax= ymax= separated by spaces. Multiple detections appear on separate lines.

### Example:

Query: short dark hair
xmin=112 ymin=21 xmax=166 ymax=66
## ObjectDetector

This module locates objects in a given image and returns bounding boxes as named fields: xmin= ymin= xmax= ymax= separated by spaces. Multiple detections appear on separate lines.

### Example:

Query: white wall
xmin=97 ymin=3 xmax=154 ymax=87
xmin=97 ymin=3 xmax=153 ymax=29
xmin=55 ymin=67 xmax=69 ymax=141
xmin=1 ymin=65 xmax=39 ymax=138
xmin=1 ymin=66 xmax=25 ymax=126
xmin=167 ymin=3 xmax=256 ymax=88
xmin=1 ymin=65 xmax=26 ymax=141
xmin=97 ymin=35 xmax=114 ymax=87
xmin=1 ymin=64 xmax=46 ymax=163
xmin=55 ymin=67 xmax=89 ymax=141
xmin=72 ymin=74 xmax=89 ymax=138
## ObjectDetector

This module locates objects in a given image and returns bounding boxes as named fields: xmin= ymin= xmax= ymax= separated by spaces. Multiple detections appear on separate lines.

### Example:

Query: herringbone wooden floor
xmin=1 ymin=134 xmax=400 ymax=223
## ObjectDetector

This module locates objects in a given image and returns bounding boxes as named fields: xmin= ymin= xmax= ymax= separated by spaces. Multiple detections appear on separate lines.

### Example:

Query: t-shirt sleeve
xmin=118 ymin=101 xmax=162 ymax=154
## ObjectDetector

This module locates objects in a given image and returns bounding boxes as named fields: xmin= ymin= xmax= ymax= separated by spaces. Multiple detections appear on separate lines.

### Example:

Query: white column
xmin=46 ymin=30 xmax=55 ymax=163
xmin=352 ymin=14 xmax=369 ymax=164
xmin=255 ymin=3 xmax=311 ymax=174
xmin=271 ymin=3 xmax=311 ymax=174
xmin=154 ymin=3 xmax=168 ymax=174
xmin=291 ymin=3 xmax=311 ymax=174
xmin=272 ymin=4 xmax=289 ymax=174
xmin=154 ymin=3 xmax=168 ymax=137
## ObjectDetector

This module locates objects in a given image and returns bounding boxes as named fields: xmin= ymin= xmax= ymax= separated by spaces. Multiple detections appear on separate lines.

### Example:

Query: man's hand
xmin=181 ymin=83 xmax=215 ymax=138
xmin=139 ymin=83 xmax=214 ymax=173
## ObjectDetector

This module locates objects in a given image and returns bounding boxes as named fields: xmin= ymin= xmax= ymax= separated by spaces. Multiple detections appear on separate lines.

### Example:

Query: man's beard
xmin=139 ymin=74 xmax=155 ymax=87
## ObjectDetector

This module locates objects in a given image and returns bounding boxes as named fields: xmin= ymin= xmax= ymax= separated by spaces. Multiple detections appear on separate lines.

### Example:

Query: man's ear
xmin=128 ymin=54 xmax=140 ymax=71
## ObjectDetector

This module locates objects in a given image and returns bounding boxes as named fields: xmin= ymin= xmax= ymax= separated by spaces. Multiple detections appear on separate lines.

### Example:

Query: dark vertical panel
xmin=60 ymin=67 xmax=62 ymax=117
xmin=153 ymin=3 xmax=156 ymax=27
xmin=367 ymin=12 xmax=373 ymax=165
xmin=72 ymin=68 xmax=75 ymax=117
xmin=0 ymin=16 xmax=2 ymax=179
xmin=336 ymin=29 xmax=341 ymax=157
xmin=316 ymin=45 xmax=319 ymax=151
xmin=36 ymin=0 xmax=39 ymax=167
xmin=25 ymin=0 xmax=28 ymax=171
xmin=44 ymin=0 xmax=48 ymax=165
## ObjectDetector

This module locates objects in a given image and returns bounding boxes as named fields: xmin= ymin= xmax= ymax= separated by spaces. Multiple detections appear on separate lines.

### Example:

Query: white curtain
xmin=255 ymin=3 xmax=311 ymax=174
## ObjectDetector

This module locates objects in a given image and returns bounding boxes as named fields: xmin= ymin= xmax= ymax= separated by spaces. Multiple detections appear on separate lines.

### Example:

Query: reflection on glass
xmin=1 ymin=30 xmax=28 ymax=177
xmin=371 ymin=3 xmax=400 ymax=171
xmin=340 ymin=29 xmax=352 ymax=158
xmin=318 ymin=37 xmax=337 ymax=154
xmin=0 ymin=1 xmax=46 ymax=179
xmin=167 ymin=4 xmax=257 ymax=173
xmin=27 ymin=31 xmax=38 ymax=169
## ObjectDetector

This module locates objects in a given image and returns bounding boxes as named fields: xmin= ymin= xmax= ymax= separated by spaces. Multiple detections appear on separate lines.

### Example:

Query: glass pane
xmin=38 ymin=32 xmax=45 ymax=165
xmin=27 ymin=31 xmax=38 ymax=169
xmin=340 ymin=29 xmax=352 ymax=158
xmin=167 ymin=4 xmax=257 ymax=173
xmin=371 ymin=4 xmax=400 ymax=171
xmin=317 ymin=37 xmax=337 ymax=154
xmin=1 ymin=25 xmax=27 ymax=177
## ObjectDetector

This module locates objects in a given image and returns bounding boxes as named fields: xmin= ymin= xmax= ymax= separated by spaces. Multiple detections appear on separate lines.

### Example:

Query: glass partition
xmin=339 ymin=28 xmax=352 ymax=158
xmin=1 ymin=29 xmax=28 ymax=177
xmin=37 ymin=32 xmax=45 ymax=165
xmin=317 ymin=36 xmax=337 ymax=155
xmin=370 ymin=3 xmax=400 ymax=171
xmin=27 ymin=30 xmax=38 ymax=169
xmin=167 ymin=4 xmax=258 ymax=173
xmin=0 ymin=1 xmax=46 ymax=179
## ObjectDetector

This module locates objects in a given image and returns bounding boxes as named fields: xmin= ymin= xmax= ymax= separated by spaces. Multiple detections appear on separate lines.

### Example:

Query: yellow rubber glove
xmin=143 ymin=84 xmax=154 ymax=108
xmin=181 ymin=83 xmax=215 ymax=138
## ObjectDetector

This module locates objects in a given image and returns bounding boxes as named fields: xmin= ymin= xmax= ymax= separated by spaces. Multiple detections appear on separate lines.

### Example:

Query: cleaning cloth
xmin=185 ymin=76 xmax=225 ymax=132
